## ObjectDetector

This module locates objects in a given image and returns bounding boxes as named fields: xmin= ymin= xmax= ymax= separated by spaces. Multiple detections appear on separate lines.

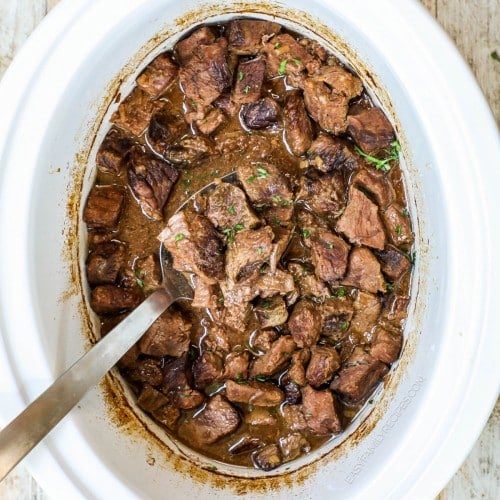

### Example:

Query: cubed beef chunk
xmin=126 ymin=147 xmax=179 ymax=220
xmin=350 ymin=291 xmax=381 ymax=336
xmin=301 ymin=386 xmax=343 ymax=435
xmin=223 ymin=351 xmax=250 ymax=380
xmin=193 ymin=351 xmax=224 ymax=389
xmin=253 ymin=444 xmax=282 ymax=471
xmin=343 ymin=247 xmax=386 ymax=294
xmin=86 ymin=241 xmax=125 ymax=286
xmin=139 ymin=309 xmax=191 ymax=357
xmin=195 ymin=108 xmax=226 ymax=135
xmin=336 ymin=187 xmax=386 ymax=250
xmin=244 ymin=407 xmax=277 ymax=426
xmin=192 ymin=278 xmax=220 ymax=310
xmin=311 ymin=64 xmax=363 ymax=100
xmin=251 ymin=329 xmax=279 ymax=354
xmin=282 ymin=404 xmax=307 ymax=431
xmin=160 ymin=211 xmax=224 ymax=284
xmin=320 ymin=298 xmax=354 ymax=340
xmin=296 ymin=170 xmax=347 ymax=217
xmin=162 ymin=354 xmax=191 ymax=393
xmin=288 ymin=263 xmax=331 ymax=300
xmin=306 ymin=346 xmax=341 ymax=388
xmin=111 ymin=87 xmax=160 ymax=136
xmin=213 ymin=92 xmax=239 ymax=115
xmin=283 ymin=91 xmax=313 ymax=156
xmin=284 ymin=350 xmax=309 ymax=387
xmin=163 ymin=135 xmax=215 ymax=165
xmin=228 ymin=435 xmax=263 ymax=455
xmin=241 ymin=97 xmax=280 ymax=129
xmin=382 ymin=204 xmax=414 ymax=247
xmin=262 ymin=34 xmax=315 ymax=78
xmin=83 ymin=185 xmax=125 ymax=231
xmin=375 ymin=246 xmax=411 ymax=281
xmin=96 ymin=128 xmax=134 ymax=175
xmin=347 ymin=107 xmax=394 ymax=154
xmin=237 ymin=162 xmax=293 ymax=219
xmin=137 ymin=385 xmax=180 ymax=430
xmin=255 ymin=296 xmax=289 ymax=328
xmin=331 ymin=347 xmax=389 ymax=404
xmin=147 ymin=107 xmax=187 ymax=156
xmin=179 ymin=38 xmax=231 ymax=107
xmin=220 ymin=301 xmax=252 ymax=332
xmin=179 ymin=395 xmax=240 ymax=446
xmin=225 ymin=380 xmax=284 ymax=406
xmin=352 ymin=168 xmax=395 ymax=208
xmin=305 ymin=133 xmax=358 ymax=173
xmin=173 ymin=387 xmax=206 ymax=410
xmin=202 ymin=324 xmax=231 ymax=356
xmin=225 ymin=226 xmax=274 ymax=281
xmin=302 ymin=79 xmax=348 ymax=135
xmin=255 ymin=269 xmax=296 ymax=299
xmin=288 ymin=300 xmax=322 ymax=348
xmin=90 ymin=285 xmax=141 ymax=315
xmin=298 ymin=37 xmax=329 ymax=62
xmin=127 ymin=358 xmax=163 ymax=387
xmin=232 ymin=58 xmax=266 ymax=104
xmin=370 ymin=326 xmax=402 ymax=364
xmin=304 ymin=230 xmax=350 ymax=282
xmin=134 ymin=254 xmax=162 ymax=294
xmin=250 ymin=335 xmax=296 ymax=377
xmin=205 ymin=182 xmax=260 ymax=231
xmin=228 ymin=20 xmax=281 ymax=55
xmin=136 ymin=53 xmax=178 ymax=98
xmin=175 ymin=26 xmax=216 ymax=65
xmin=279 ymin=432 xmax=311 ymax=462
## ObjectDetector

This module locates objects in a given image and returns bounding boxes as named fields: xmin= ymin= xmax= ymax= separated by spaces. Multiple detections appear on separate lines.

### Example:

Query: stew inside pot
xmin=83 ymin=18 xmax=413 ymax=470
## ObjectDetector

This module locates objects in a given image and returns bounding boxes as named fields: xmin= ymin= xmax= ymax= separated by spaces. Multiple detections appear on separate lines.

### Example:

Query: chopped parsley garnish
xmin=354 ymin=140 xmax=401 ymax=171
xmin=334 ymin=286 xmax=346 ymax=298
xmin=395 ymin=224 xmax=402 ymax=236
xmin=386 ymin=282 xmax=395 ymax=292
xmin=368 ymin=399 xmax=374 ymax=404
xmin=302 ymin=228 xmax=310 ymax=238
xmin=222 ymin=223 xmax=245 ymax=244
xmin=227 ymin=204 xmax=236 ymax=215
xmin=325 ymin=242 xmax=334 ymax=250
xmin=238 ymin=70 xmax=244 ymax=81
xmin=291 ymin=58 xmax=301 ymax=66
xmin=278 ymin=59 xmax=288 ymax=75
xmin=243 ymin=85 xmax=250 ymax=94
xmin=254 ymin=374 xmax=268 ymax=382
xmin=247 ymin=166 xmax=269 ymax=183
xmin=272 ymin=195 xmax=293 ymax=207
xmin=340 ymin=321 xmax=349 ymax=331
xmin=207 ymin=465 xmax=218 ymax=471
xmin=491 ymin=50 xmax=500 ymax=62
xmin=256 ymin=246 xmax=264 ymax=255
xmin=274 ymin=42 xmax=282 ymax=49
xmin=174 ymin=233 xmax=185 ymax=242
xmin=134 ymin=269 xmax=144 ymax=289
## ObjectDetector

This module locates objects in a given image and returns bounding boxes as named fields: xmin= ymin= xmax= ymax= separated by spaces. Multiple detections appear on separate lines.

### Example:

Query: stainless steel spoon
xmin=0 ymin=172 xmax=235 ymax=481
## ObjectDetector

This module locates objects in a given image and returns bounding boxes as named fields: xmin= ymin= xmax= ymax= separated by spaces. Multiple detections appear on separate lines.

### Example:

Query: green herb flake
xmin=262 ymin=300 xmax=272 ymax=310
xmin=256 ymin=246 xmax=264 ymax=255
xmin=491 ymin=50 xmax=500 ymax=62
xmin=228 ymin=204 xmax=236 ymax=215
xmin=340 ymin=321 xmax=349 ymax=331
xmin=335 ymin=287 xmax=346 ymax=298
xmin=207 ymin=466 xmax=218 ymax=471
xmin=402 ymin=208 xmax=409 ymax=218
xmin=278 ymin=59 xmax=288 ymax=75
xmin=386 ymin=282 xmax=395 ymax=292
xmin=182 ymin=178 xmax=191 ymax=188
xmin=325 ymin=242 xmax=334 ymax=250
xmin=302 ymin=228 xmax=310 ymax=238
xmin=255 ymin=374 xmax=267 ymax=382
xmin=272 ymin=195 xmax=283 ymax=203
xmin=174 ymin=233 xmax=185 ymax=242
xmin=256 ymin=166 xmax=269 ymax=179
xmin=368 ymin=399 xmax=374 ymax=404
xmin=134 ymin=269 xmax=145 ymax=289
xmin=354 ymin=140 xmax=401 ymax=171
xmin=247 ymin=404 xmax=254 ymax=412
xmin=291 ymin=58 xmax=301 ymax=66
xmin=269 ymin=407 xmax=278 ymax=415
xmin=243 ymin=85 xmax=251 ymax=94
xmin=274 ymin=42 xmax=282 ymax=49
xmin=238 ymin=70 xmax=244 ymax=81
xmin=217 ymin=296 xmax=224 ymax=304
xmin=271 ymin=216 xmax=282 ymax=226
xmin=395 ymin=225 xmax=402 ymax=236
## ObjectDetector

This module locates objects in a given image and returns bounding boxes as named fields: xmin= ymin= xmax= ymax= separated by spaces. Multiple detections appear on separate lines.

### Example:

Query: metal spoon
xmin=0 ymin=172 xmax=235 ymax=481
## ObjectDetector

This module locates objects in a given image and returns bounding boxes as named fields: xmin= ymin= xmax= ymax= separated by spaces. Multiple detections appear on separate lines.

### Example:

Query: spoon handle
xmin=0 ymin=287 xmax=173 ymax=481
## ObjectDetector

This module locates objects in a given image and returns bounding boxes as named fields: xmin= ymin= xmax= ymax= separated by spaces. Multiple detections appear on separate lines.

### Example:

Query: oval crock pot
xmin=0 ymin=0 xmax=499 ymax=498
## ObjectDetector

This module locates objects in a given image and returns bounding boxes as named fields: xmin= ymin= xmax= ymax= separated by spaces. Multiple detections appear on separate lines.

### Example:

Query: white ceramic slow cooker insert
xmin=0 ymin=1 xmax=499 ymax=499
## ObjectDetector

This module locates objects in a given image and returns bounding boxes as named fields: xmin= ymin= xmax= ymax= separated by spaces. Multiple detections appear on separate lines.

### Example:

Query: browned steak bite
xmin=311 ymin=64 xmax=363 ymax=100
xmin=191 ymin=278 xmax=220 ymax=310
xmin=279 ymin=433 xmax=311 ymax=462
xmin=241 ymin=97 xmax=280 ymax=129
xmin=250 ymin=335 xmax=296 ymax=377
xmin=163 ymin=135 xmax=215 ymax=165
xmin=288 ymin=300 xmax=322 ymax=348
xmin=86 ymin=241 xmax=125 ymax=286
xmin=331 ymin=347 xmax=389 ymax=404
xmin=127 ymin=358 xmax=163 ymax=386
xmin=302 ymin=79 xmax=348 ymax=135
xmin=160 ymin=211 xmax=225 ymax=284
xmin=374 ymin=246 xmax=411 ymax=281
xmin=336 ymin=187 xmax=386 ymax=250
xmin=220 ymin=301 xmax=252 ymax=332
xmin=225 ymin=380 xmax=284 ymax=406
xmin=232 ymin=58 xmax=266 ymax=104
xmin=96 ymin=128 xmax=134 ymax=175
xmin=296 ymin=171 xmax=347 ymax=218
xmin=202 ymin=323 xmax=231 ymax=356
xmin=225 ymin=226 xmax=274 ymax=282
xmin=223 ymin=351 xmax=250 ymax=380
xmin=306 ymin=133 xmax=358 ymax=173
xmin=343 ymin=247 xmax=386 ymax=294
xmin=227 ymin=19 xmax=281 ymax=55
xmin=179 ymin=394 xmax=240 ymax=446
xmin=370 ymin=326 xmax=402 ymax=364
xmin=137 ymin=385 xmax=180 ymax=430
xmin=347 ymin=107 xmax=395 ymax=154
xmin=195 ymin=108 xmax=226 ymax=135
xmin=350 ymin=291 xmax=382 ymax=337
xmin=382 ymin=204 xmax=414 ymax=247
xmin=193 ymin=351 xmax=224 ymax=389
xmin=304 ymin=229 xmax=350 ymax=282
xmin=126 ymin=147 xmax=179 ymax=221
xmin=255 ymin=295 xmax=289 ymax=328
xmin=139 ymin=309 xmax=191 ymax=357
xmin=134 ymin=254 xmax=162 ymax=294
xmin=205 ymin=182 xmax=260 ymax=231
xmin=253 ymin=444 xmax=282 ymax=471
xmin=288 ymin=263 xmax=331 ymax=300
xmin=175 ymin=26 xmax=216 ymax=65
xmin=162 ymin=354 xmax=192 ymax=392
xmin=111 ymin=87 xmax=161 ymax=136
xmin=83 ymin=185 xmax=125 ymax=231
xmin=90 ymin=285 xmax=141 ymax=315
xmin=282 ymin=404 xmax=308 ymax=431
xmin=352 ymin=168 xmax=395 ymax=208
xmin=320 ymin=298 xmax=354 ymax=340
xmin=306 ymin=346 xmax=341 ymax=388
xmin=147 ymin=106 xmax=187 ymax=156
xmin=179 ymin=37 xmax=231 ymax=107
xmin=283 ymin=90 xmax=313 ymax=156
xmin=136 ymin=52 xmax=178 ymax=98
xmin=301 ymin=386 xmax=343 ymax=435
xmin=262 ymin=33 xmax=315 ymax=78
